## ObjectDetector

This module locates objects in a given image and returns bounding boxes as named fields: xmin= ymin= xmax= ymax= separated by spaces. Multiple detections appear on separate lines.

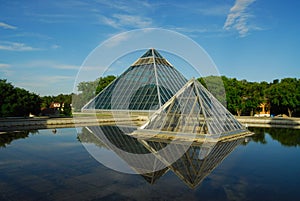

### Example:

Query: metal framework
xmin=139 ymin=78 xmax=247 ymax=137
xmin=82 ymin=48 xmax=187 ymax=111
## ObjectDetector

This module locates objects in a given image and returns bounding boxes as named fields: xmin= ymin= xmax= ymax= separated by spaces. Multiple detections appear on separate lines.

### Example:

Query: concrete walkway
xmin=1 ymin=116 xmax=300 ymax=133
xmin=236 ymin=116 xmax=300 ymax=129
xmin=0 ymin=116 xmax=146 ymax=132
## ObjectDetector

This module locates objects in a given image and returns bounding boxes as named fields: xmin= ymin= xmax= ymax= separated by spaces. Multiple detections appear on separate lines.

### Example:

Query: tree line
xmin=74 ymin=75 xmax=300 ymax=117
xmin=0 ymin=80 xmax=41 ymax=117
xmin=0 ymin=79 xmax=72 ymax=117
xmin=248 ymin=127 xmax=300 ymax=147
xmin=41 ymin=94 xmax=72 ymax=116
xmin=72 ymin=75 xmax=116 ymax=111
xmin=199 ymin=76 xmax=300 ymax=117
xmin=1 ymin=75 xmax=299 ymax=117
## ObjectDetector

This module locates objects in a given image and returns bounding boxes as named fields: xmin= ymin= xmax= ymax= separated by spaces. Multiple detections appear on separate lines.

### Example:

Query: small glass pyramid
xmin=137 ymin=78 xmax=250 ymax=139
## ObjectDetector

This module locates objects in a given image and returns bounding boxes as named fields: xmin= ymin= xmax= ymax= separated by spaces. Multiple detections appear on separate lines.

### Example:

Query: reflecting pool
xmin=0 ymin=127 xmax=300 ymax=201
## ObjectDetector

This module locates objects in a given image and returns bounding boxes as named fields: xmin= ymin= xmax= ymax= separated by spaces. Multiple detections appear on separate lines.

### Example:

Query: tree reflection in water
xmin=0 ymin=130 xmax=38 ymax=148
xmin=248 ymin=127 xmax=300 ymax=147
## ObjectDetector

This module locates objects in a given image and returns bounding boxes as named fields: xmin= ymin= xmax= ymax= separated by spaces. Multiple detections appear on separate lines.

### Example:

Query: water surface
xmin=0 ymin=127 xmax=299 ymax=201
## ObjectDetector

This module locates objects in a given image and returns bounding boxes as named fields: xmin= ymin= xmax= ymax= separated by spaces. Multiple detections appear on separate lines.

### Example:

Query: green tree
xmin=73 ymin=75 xmax=116 ymax=111
xmin=72 ymin=79 xmax=99 ymax=111
xmin=222 ymin=77 xmax=245 ymax=116
xmin=41 ymin=94 xmax=72 ymax=116
xmin=266 ymin=78 xmax=300 ymax=117
xmin=242 ymin=81 xmax=269 ymax=116
xmin=268 ymin=127 xmax=300 ymax=147
xmin=96 ymin=75 xmax=116 ymax=94
xmin=198 ymin=76 xmax=226 ymax=106
xmin=41 ymin=96 xmax=53 ymax=108
xmin=200 ymin=76 xmax=261 ymax=116
xmin=198 ymin=76 xmax=300 ymax=117
xmin=0 ymin=79 xmax=41 ymax=117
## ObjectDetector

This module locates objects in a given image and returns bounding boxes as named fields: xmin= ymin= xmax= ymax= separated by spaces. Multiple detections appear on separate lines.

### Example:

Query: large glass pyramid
xmin=137 ymin=78 xmax=249 ymax=140
xmin=82 ymin=48 xmax=188 ymax=111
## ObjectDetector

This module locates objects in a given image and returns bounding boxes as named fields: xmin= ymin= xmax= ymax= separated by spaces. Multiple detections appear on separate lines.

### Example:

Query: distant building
xmin=41 ymin=102 xmax=63 ymax=116
xmin=50 ymin=102 xmax=61 ymax=108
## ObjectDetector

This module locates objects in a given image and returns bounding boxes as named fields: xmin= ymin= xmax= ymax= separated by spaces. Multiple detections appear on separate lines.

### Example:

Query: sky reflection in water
xmin=0 ymin=127 xmax=300 ymax=201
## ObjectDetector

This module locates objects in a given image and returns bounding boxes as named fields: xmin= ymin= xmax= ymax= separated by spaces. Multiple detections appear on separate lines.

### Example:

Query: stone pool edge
xmin=1 ymin=116 xmax=300 ymax=133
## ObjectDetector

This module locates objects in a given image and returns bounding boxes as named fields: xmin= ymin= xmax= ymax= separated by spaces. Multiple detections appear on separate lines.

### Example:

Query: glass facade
xmin=141 ymin=78 xmax=246 ymax=136
xmin=82 ymin=48 xmax=247 ymax=138
xmin=82 ymin=49 xmax=187 ymax=111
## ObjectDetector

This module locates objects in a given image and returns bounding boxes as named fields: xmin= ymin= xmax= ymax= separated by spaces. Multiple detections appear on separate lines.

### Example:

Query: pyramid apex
xmin=131 ymin=48 xmax=172 ymax=67
xmin=141 ymin=48 xmax=163 ymax=59
xmin=82 ymin=47 xmax=188 ymax=112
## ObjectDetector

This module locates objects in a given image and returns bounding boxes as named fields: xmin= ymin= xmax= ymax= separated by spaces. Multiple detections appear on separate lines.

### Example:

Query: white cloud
xmin=101 ymin=14 xmax=152 ymax=29
xmin=55 ymin=64 xmax=80 ymax=70
xmin=40 ymin=75 xmax=75 ymax=83
xmin=0 ymin=22 xmax=17 ymax=30
xmin=0 ymin=63 xmax=11 ymax=68
xmin=6 ymin=32 xmax=52 ymax=40
xmin=0 ymin=63 xmax=13 ymax=76
xmin=103 ymin=32 xmax=132 ymax=48
xmin=16 ymin=76 xmax=74 ymax=86
xmin=20 ymin=60 xmax=80 ymax=70
xmin=171 ymin=26 xmax=221 ymax=34
xmin=116 ymin=14 xmax=152 ymax=27
xmin=51 ymin=44 xmax=60 ymax=49
xmin=15 ymin=75 xmax=75 ymax=95
xmin=96 ymin=0 xmax=152 ymax=13
xmin=26 ymin=12 xmax=80 ymax=24
xmin=0 ymin=41 xmax=41 ymax=51
xmin=101 ymin=16 xmax=119 ymax=28
xmin=223 ymin=0 xmax=256 ymax=37
xmin=198 ymin=4 xmax=232 ymax=16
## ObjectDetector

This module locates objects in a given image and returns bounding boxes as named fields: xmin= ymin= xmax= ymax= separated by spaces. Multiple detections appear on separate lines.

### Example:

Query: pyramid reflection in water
xmin=78 ymin=125 xmax=245 ymax=188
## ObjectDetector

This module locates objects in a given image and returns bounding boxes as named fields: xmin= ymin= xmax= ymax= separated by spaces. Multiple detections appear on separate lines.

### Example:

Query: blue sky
xmin=0 ymin=0 xmax=299 ymax=95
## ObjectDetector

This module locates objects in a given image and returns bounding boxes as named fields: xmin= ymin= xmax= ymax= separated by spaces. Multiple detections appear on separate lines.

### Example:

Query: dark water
xmin=0 ymin=127 xmax=300 ymax=201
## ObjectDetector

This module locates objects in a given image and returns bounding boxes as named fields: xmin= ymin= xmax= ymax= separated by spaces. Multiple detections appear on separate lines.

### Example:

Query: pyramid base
xmin=130 ymin=129 xmax=254 ymax=143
